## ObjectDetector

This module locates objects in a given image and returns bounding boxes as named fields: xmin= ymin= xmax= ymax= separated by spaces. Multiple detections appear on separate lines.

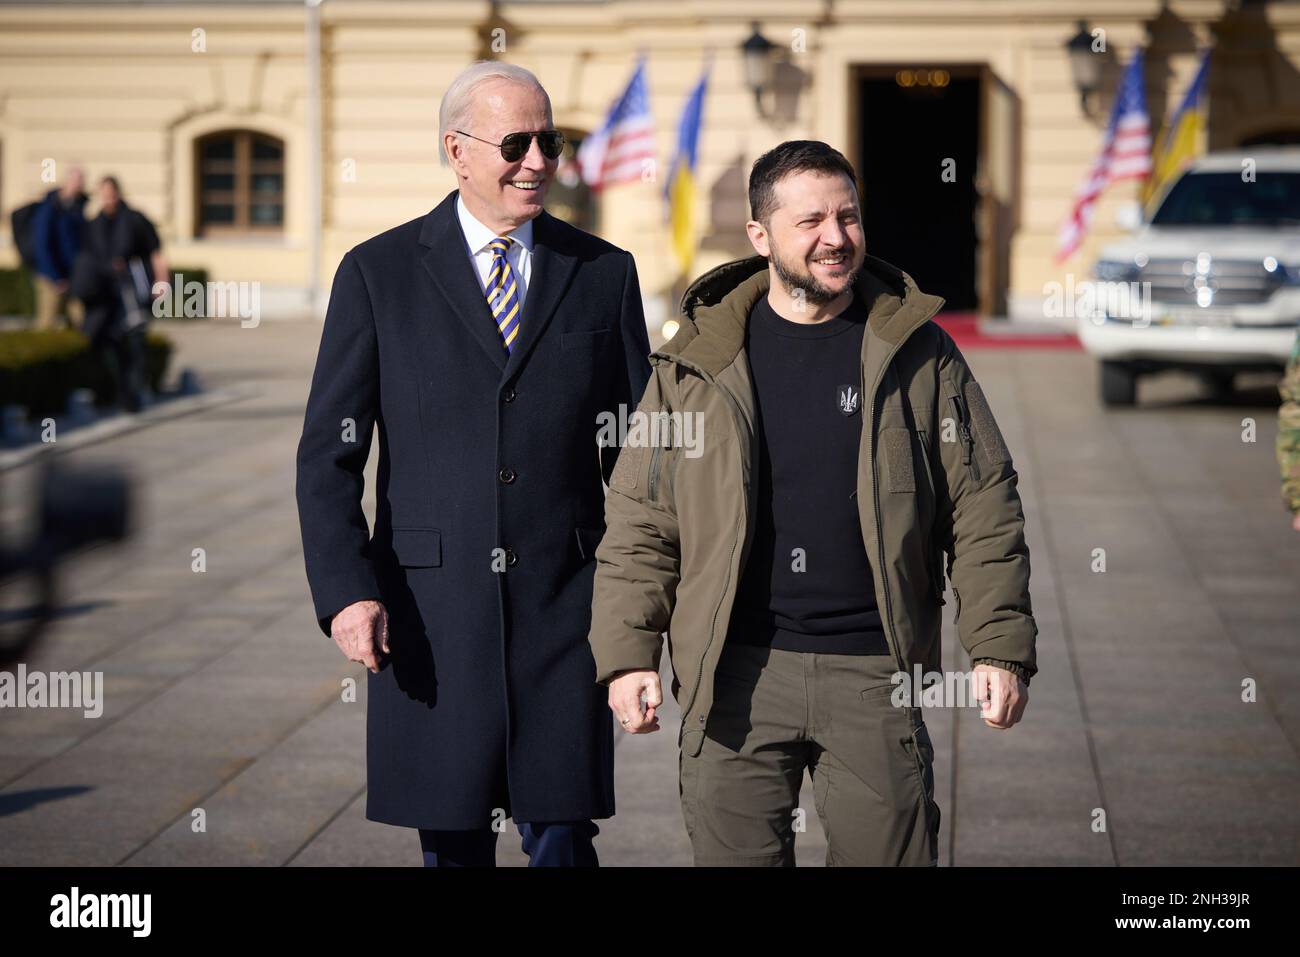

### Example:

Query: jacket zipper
xmin=863 ymin=307 xmax=945 ymax=678
xmin=949 ymin=394 xmax=980 ymax=483
xmin=870 ymin=363 xmax=940 ymax=847
xmin=646 ymin=393 xmax=678 ymax=502
xmin=676 ymin=368 xmax=752 ymax=732
xmin=867 ymin=372 xmax=907 ymax=677
xmin=647 ymin=441 xmax=664 ymax=501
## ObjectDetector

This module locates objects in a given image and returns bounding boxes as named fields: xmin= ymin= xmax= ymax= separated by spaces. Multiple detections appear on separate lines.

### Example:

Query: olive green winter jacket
xmin=588 ymin=253 xmax=1038 ymax=758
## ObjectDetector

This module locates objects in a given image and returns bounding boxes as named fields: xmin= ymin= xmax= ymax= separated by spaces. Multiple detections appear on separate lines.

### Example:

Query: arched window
xmin=195 ymin=130 xmax=284 ymax=236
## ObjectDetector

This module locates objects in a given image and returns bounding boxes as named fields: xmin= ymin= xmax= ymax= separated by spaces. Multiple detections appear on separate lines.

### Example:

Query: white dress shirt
xmin=456 ymin=193 xmax=533 ymax=306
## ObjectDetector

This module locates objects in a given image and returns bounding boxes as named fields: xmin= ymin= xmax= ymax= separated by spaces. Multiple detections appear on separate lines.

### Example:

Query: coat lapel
xmin=418 ymin=191 xmax=508 ymax=374
xmin=417 ymin=195 xmax=579 ymax=380
xmin=502 ymin=209 xmax=578 ymax=381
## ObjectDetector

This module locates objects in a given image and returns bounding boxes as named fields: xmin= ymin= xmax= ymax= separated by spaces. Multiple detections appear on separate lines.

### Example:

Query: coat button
xmin=498 ymin=466 xmax=517 ymax=484
xmin=504 ymin=547 xmax=518 ymax=567
xmin=502 ymin=387 xmax=516 ymax=403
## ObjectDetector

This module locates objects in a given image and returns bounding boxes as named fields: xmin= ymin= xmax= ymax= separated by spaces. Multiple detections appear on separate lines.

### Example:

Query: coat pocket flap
xmin=390 ymin=527 xmax=442 ymax=567
xmin=562 ymin=328 xmax=610 ymax=350
xmin=575 ymin=525 xmax=606 ymax=561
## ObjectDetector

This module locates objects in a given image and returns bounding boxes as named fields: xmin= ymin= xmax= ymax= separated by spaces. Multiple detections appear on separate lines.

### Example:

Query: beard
xmin=769 ymin=242 xmax=862 ymax=306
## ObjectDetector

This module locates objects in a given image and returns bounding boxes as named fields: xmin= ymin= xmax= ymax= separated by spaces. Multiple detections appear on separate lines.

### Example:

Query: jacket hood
xmin=657 ymin=253 xmax=946 ymax=378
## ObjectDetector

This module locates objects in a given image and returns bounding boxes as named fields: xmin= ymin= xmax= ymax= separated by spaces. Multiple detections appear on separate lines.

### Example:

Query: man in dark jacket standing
xmin=590 ymin=141 xmax=1037 ymax=866
xmin=296 ymin=61 xmax=651 ymax=866
xmin=77 ymin=176 xmax=166 ymax=414
xmin=30 ymin=167 xmax=87 ymax=330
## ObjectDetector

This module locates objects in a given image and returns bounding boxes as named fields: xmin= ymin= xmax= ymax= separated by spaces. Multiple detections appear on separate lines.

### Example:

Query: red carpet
xmin=932 ymin=312 xmax=1082 ymax=350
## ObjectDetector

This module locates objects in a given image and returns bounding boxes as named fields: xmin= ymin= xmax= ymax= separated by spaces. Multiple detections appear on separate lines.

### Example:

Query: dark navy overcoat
xmin=295 ymin=189 xmax=650 ymax=829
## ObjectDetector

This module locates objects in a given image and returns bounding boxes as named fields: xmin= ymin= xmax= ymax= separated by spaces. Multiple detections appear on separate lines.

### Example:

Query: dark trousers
xmin=418 ymin=820 xmax=599 ymax=867
xmin=680 ymin=642 xmax=939 ymax=866
xmin=88 ymin=296 xmax=147 ymax=413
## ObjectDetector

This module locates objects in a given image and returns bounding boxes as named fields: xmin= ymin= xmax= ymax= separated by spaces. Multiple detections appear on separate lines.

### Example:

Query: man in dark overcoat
xmin=295 ymin=61 xmax=651 ymax=866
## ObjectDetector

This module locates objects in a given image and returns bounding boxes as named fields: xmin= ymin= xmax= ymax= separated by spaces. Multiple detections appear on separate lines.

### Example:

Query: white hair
xmin=438 ymin=61 xmax=551 ymax=166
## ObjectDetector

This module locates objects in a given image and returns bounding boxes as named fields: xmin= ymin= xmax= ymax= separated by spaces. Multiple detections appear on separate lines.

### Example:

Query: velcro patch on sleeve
xmin=610 ymin=444 xmax=645 ymax=493
xmin=883 ymin=427 xmax=915 ymax=492
xmin=963 ymin=380 xmax=1012 ymax=466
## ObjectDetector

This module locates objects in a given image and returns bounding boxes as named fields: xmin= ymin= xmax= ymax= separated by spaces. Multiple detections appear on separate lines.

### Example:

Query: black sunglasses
xmin=454 ymin=129 xmax=565 ymax=162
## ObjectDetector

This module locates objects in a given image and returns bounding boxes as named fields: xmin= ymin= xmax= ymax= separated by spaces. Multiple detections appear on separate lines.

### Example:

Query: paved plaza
xmin=1 ymin=317 xmax=1297 ymax=866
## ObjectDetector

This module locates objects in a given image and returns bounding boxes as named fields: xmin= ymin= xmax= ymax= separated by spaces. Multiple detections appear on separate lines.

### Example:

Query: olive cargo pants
xmin=679 ymin=642 xmax=940 ymax=866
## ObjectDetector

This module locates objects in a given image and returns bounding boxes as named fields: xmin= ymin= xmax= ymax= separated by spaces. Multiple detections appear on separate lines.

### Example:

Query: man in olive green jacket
xmin=589 ymin=140 xmax=1037 ymax=865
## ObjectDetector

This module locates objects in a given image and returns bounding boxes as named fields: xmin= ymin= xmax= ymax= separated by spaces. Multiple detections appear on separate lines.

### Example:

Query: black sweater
xmin=726 ymin=291 xmax=889 ymax=655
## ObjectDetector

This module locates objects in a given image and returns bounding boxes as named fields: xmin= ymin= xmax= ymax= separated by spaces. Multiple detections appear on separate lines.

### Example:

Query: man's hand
xmin=973 ymin=663 xmax=1028 ymax=729
xmin=331 ymin=599 xmax=389 ymax=673
xmin=1291 ymin=512 xmax=1300 ymax=532
xmin=608 ymin=669 xmax=662 ymax=733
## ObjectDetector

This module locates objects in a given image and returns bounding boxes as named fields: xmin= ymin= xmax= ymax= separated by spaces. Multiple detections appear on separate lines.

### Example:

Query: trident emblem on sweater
xmin=838 ymin=384 xmax=860 ymax=416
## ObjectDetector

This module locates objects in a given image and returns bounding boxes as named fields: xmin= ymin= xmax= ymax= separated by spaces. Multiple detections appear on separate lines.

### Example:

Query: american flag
xmin=1056 ymin=50 xmax=1152 ymax=262
xmin=577 ymin=59 xmax=656 ymax=191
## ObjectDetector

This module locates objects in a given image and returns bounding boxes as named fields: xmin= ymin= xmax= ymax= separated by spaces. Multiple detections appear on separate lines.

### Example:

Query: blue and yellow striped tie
xmin=485 ymin=237 xmax=522 ymax=353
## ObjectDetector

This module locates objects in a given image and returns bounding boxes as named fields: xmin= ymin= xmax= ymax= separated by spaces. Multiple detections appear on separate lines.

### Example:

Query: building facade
xmin=1 ymin=0 xmax=1298 ymax=324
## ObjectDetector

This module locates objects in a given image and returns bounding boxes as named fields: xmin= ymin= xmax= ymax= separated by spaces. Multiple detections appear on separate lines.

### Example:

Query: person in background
xmin=30 ymin=166 xmax=88 ymax=331
xmin=75 ymin=176 xmax=167 ymax=414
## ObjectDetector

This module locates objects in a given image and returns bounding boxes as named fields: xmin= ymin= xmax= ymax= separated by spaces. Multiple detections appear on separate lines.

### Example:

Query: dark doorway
xmin=857 ymin=70 xmax=980 ymax=311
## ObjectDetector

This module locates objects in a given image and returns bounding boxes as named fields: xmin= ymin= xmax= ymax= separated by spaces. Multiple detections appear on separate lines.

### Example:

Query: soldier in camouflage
xmin=1279 ymin=328 xmax=1300 ymax=532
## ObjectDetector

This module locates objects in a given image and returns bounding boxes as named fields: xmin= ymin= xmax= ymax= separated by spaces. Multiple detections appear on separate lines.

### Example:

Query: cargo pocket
xmin=611 ymin=409 xmax=678 ymax=504
xmin=928 ymin=541 xmax=946 ymax=606
xmin=943 ymin=376 xmax=1013 ymax=485
xmin=903 ymin=719 xmax=938 ymax=840
xmin=678 ymin=745 xmax=698 ymax=841
xmin=860 ymin=683 xmax=898 ymax=702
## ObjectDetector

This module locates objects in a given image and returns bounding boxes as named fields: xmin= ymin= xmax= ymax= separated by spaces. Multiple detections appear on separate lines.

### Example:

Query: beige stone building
xmin=1 ymin=0 xmax=1298 ymax=324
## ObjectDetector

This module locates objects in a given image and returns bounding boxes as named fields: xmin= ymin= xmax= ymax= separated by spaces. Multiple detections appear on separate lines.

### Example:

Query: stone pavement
xmin=0 ymin=317 xmax=1297 ymax=866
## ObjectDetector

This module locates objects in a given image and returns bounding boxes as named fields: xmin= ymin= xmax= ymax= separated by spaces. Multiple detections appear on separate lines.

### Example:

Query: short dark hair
xmin=748 ymin=140 xmax=858 ymax=225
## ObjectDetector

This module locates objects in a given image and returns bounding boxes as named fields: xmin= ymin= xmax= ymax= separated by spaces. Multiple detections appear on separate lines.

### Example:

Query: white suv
xmin=1080 ymin=147 xmax=1300 ymax=406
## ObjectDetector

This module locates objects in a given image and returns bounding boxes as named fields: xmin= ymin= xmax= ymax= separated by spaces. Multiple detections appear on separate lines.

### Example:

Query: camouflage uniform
xmin=1279 ymin=329 xmax=1300 ymax=516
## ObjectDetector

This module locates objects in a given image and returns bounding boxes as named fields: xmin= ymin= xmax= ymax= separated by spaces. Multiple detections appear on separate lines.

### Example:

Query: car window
xmin=1150 ymin=170 xmax=1300 ymax=227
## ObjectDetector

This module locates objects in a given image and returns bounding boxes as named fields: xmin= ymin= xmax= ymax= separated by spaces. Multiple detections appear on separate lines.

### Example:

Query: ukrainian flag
xmin=666 ymin=65 xmax=710 ymax=277
xmin=1143 ymin=48 xmax=1212 ymax=215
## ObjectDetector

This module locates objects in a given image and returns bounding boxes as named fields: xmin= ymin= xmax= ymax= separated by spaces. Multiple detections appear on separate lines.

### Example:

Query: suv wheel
xmin=1202 ymin=370 xmax=1235 ymax=398
xmin=1100 ymin=361 xmax=1137 ymax=407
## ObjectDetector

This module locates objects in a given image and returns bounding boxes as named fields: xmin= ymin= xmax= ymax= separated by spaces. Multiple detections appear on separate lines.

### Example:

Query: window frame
xmin=194 ymin=130 xmax=285 ymax=237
